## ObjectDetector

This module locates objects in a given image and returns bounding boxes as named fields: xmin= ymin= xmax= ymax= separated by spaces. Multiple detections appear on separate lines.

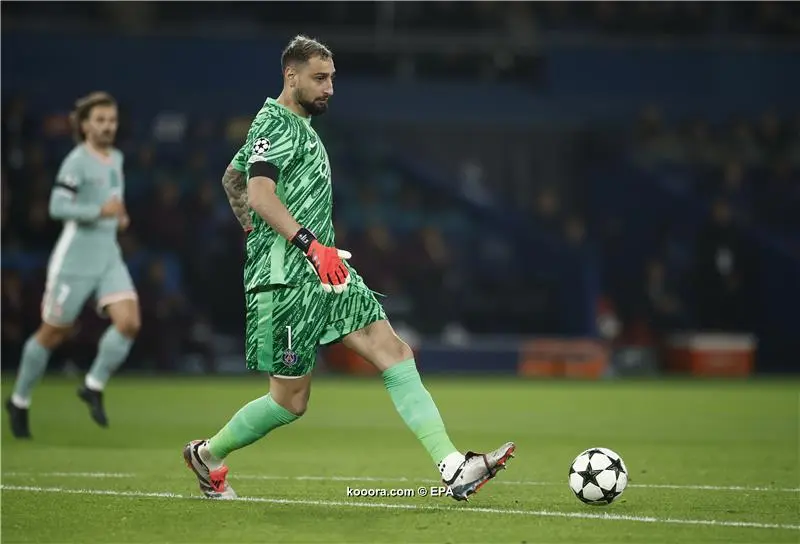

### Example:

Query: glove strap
xmin=290 ymin=227 xmax=316 ymax=254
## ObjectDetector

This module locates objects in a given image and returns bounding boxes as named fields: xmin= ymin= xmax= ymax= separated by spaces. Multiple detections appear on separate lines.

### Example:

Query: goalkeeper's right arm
xmin=248 ymin=174 xmax=351 ymax=293
xmin=221 ymin=164 xmax=253 ymax=232
xmin=247 ymin=175 xmax=302 ymax=241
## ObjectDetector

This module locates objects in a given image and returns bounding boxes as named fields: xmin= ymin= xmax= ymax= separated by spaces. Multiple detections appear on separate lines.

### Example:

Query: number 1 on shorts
xmin=286 ymin=325 xmax=292 ymax=350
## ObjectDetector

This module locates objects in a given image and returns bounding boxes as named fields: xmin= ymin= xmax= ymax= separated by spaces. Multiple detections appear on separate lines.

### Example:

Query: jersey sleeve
xmin=245 ymin=119 xmax=298 ymax=183
xmin=230 ymin=144 xmax=247 ymax=173
xmin=49 ymin=153 xmax=103 ymax=222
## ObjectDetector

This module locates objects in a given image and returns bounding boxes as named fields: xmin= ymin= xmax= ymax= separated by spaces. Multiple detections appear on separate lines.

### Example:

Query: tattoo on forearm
xmin=221 ymin=166 xmax=251 ymax=230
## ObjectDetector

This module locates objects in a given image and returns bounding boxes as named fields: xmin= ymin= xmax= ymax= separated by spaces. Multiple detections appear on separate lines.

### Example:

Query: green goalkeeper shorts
xmin=244 ymin=269 xmax=387 ymax=377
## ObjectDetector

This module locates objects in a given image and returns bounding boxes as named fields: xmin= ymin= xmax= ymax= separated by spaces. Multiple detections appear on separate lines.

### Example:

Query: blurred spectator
xmin=756 ymin=158 xmax=800 ymax=235
xmin=790 ymin=114 xmax=800 ymax=167
xmin=644 ymin=258 xmax=686 ymax=332
xmin=189 ymin=118 xmax=217 ymax=143
xmin=756 ymin=111 xmax=790 ymax=163
xmin=626 ymin=108 xmax=800 ymax=242
xmin=181 ymin=150 xmax=210 ymax=191
xmin=631 ymin=105 xmax=684 ymax=167
xmin=24 ymin=198 xmax=61 ymax=251
xmin=564 ymin=215 xmax=587 ymax=248
xmin=152 ymin=112 xmax=187 ymax=143
xmin=683 ymin=119 xmax=723 ymax=168
xmin=350 ymin=223 xmax=403 ymax=297
xmin=2 ymin=171 xmax=17 ymax=249
xmin=2 ymin=96 xmax=35 ymax=173
xmin=402 ymin=225 xmax=464 ymax=334
xmin=25 ymin=144 xmax=48 ymax=177
xmin=140 ymin=180 xmax=187 ymax=253
xmin=533 ymin=186 xmax=562 ymax=235
xmin=137 ymin=257 xmax=198 ymax=372
xmin=715 ymin=160 xmax=751 ymax=220
xmin=125 ymin=144 xmax=159 ymax=201
xmin=458 ymin=159 xmax=491 ymax=204
xmin=726 ymin=119 xmax=762 ymax=167
xmin=2 ymin=271 xmax=28 ymax=363
xmin=692 ymin=199 xmax=754 ymax=332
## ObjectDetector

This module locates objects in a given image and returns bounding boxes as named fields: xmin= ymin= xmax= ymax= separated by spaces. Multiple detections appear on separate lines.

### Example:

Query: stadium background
xmin=2 ymin=1 xmax=799 ymax=379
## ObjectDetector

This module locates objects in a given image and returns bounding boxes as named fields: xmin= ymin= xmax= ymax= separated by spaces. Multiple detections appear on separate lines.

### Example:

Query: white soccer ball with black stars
xmin=568 ymin=447 xmax=628 ymax=505
xmin=252 ymin=138 xmax=270 ymax=155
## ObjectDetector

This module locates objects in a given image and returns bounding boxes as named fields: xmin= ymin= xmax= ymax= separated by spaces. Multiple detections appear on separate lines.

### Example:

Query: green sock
xmin=383 ymin=359 xmax=459 ymax=465
xmin=207 ymin=394 xmax=299 ymax=459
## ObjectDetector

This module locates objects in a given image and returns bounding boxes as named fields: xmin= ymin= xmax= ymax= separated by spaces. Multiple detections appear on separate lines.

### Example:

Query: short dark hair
xmin=281 ymin=35 xmax=332 ymax=71
xmin=69 ymin=91 xmax=117 ymax=142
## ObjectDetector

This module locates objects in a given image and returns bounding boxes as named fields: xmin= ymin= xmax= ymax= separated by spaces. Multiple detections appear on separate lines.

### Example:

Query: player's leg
xmin=6 ymin=276 xmax=95 ymax=438
xmin=319 ymin=276 xmax=462 ymax=463
xmin=342 ymin=320 xmax=515 ymax=500
xmin=78 ymin=260 xmax=140 ymax=427
xmin=322 ymin=273 xmax=515 ymax=501
xmin=186 ymin=373 xmax=310 ymax=498
xmin=184 ymin=284 xmax=327 ymax=499
xmin=341 ymin=319 xmax=462 ymax=459
xmin=199 ymin=373 xmax=311 ymax=464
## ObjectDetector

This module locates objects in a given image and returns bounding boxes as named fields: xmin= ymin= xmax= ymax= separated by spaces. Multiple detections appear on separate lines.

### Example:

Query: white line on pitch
xmin=3 ymin=472 xmax=135 ymax=478
xmin=3 ymin=471 xmax=798 ymax=493
xmin=628 ymin=483 xmax=800 ymax=492
xmin=1 ymin=484 xmax=797 ymax=532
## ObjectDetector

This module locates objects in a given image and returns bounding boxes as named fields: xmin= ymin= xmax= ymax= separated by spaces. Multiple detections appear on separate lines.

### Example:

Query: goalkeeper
xmin=182 ymin=35 xmax=515 ymax=502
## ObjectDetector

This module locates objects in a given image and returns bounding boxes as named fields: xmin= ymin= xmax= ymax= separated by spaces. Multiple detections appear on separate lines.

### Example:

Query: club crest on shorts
xmin=282 ymin=349 xmax=298 ymax=367
xmin=252 ymin=138 xmax=270 ymax=155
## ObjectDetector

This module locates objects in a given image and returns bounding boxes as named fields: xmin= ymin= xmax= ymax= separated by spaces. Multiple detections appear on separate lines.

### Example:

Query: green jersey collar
xmin=267 ymin=98 xmax=311 ymax=124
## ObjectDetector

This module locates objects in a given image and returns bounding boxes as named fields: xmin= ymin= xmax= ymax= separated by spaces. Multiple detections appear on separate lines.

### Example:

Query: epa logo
xmin=428 ymin=486 xmax=454 ymax=497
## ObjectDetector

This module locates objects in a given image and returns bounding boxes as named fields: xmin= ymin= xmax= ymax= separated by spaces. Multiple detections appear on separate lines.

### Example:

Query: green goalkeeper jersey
xmin=231 ymin=98 xmax=335 ymax=292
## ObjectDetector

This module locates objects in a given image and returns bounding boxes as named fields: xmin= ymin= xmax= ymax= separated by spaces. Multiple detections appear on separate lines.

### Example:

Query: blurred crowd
xmin=630 ymin=107 xmax=800 ymax=235
xmin=2 ymin=96 xmax=557 ymax=372
xmin=614 ymin=107 xmax=798 ymax=343
xmin=478 ymin=105 xmax=800 ymax=347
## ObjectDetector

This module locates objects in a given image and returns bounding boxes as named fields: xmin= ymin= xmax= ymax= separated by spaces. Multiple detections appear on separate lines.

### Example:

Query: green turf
xmin=1 ymin=375 xmax=798 ymax=543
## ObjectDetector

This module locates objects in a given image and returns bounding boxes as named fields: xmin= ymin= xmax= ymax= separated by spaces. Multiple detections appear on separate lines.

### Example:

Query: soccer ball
xmin=568 ymin=447 xmax=628 ymax=505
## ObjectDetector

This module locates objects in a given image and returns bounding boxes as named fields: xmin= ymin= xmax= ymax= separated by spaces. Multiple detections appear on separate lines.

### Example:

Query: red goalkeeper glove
xmin=291 ymin=227 xmax=352 ymax=294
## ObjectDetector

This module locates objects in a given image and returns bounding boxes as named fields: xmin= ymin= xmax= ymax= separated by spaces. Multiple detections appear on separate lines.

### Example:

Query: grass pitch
xmin=1 ymin=375 xmax=798 ymax=542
